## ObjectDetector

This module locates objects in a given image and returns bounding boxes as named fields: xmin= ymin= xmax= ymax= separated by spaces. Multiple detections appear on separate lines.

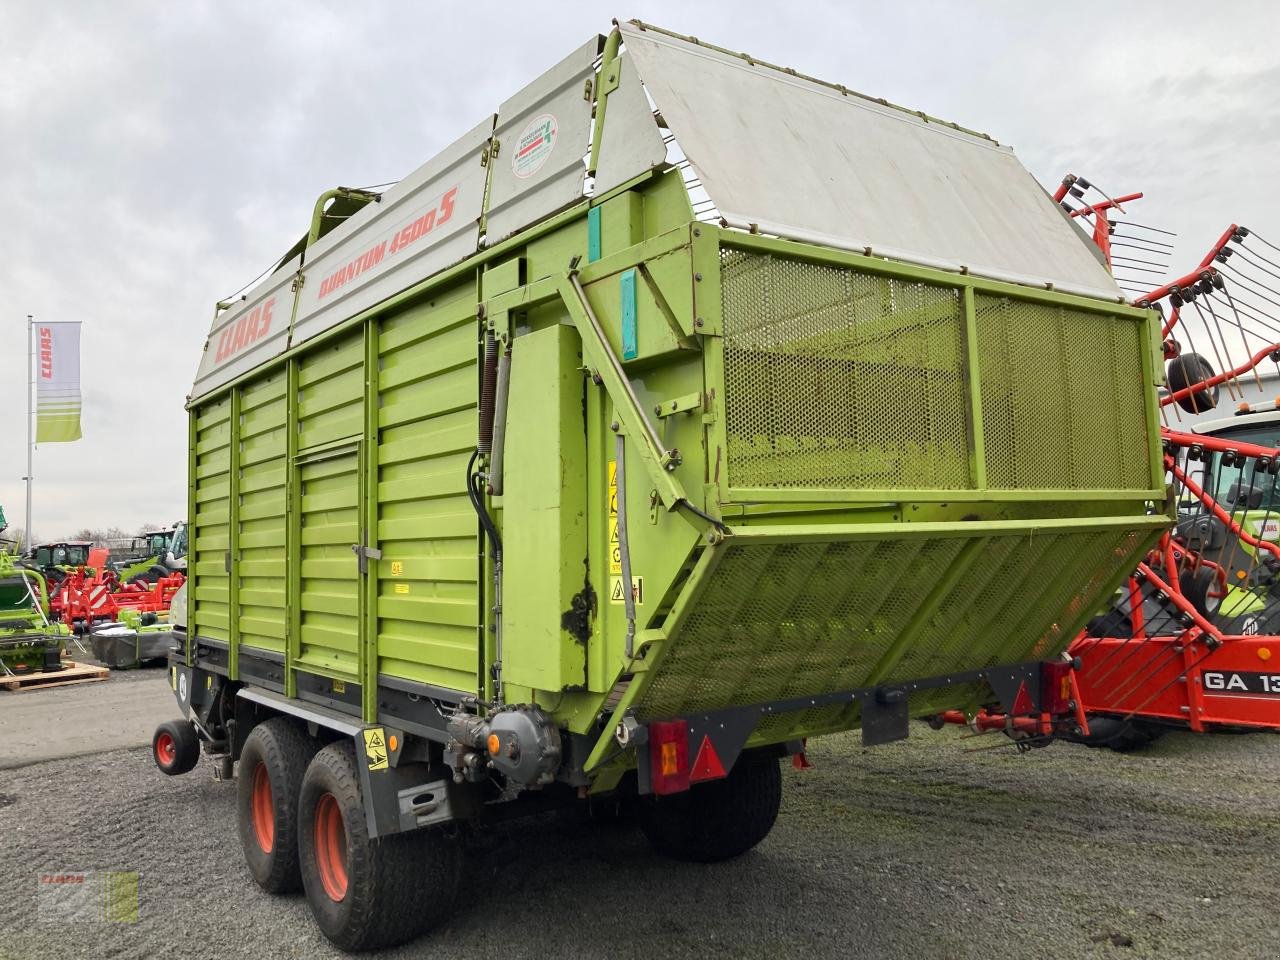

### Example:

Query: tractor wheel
xmin=1081 ymin=716 xmax=1161 ymax=753
xmin=237 ymin=717 xmax=318 ymax=894
xmin=298 ymin=741 xmax=461 ymax=951
xmin=1167 ymin=353 xmax=1219 ymax=414
xmin=152 ymin=719 xmax=200 ymax=775
xmin=638 ymin=754 xmax=782 ymax=863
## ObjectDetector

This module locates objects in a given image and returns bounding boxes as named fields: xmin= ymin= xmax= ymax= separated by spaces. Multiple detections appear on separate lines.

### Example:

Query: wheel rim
xmin=250 ymin=764 xmax=275 ymax=853
xmin=155 ymin=732 xmax=176 ymax=767
xmin=313 ymin=793 xmax=348 ymax=902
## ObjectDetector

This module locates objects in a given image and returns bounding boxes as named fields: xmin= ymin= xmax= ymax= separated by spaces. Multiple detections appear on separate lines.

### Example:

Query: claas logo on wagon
xmin=214 ymin=297 xmax=276 ymax=364
xmin=212 ymin=184 xmax=459 ymax=367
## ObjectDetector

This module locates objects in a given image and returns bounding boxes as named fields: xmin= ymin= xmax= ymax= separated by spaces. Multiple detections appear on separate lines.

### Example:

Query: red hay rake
xmin=49 ymin=564 xmax=185 ymax=634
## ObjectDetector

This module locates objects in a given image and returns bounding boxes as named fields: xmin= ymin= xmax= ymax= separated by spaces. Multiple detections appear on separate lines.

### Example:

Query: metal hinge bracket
xmin=352 ymin=542 xmax=382 ymax=574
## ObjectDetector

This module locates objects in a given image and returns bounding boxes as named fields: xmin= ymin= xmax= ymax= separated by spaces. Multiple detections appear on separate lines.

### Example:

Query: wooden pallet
xmin=0 ymin=660 xmax=109 ymax=692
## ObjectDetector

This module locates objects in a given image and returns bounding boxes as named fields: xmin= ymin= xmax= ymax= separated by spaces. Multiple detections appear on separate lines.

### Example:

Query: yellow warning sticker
xmin=609 ymin=576 xmax=644 ymax=605
xmin=390 ymin=560 xmax=403 ymax=576
xmin=363 ymin=727 xmax=389 ymax=771
xmin=608 ymin=461 xmax=622 ymax=573
xmin=331 ymin=679 xmax=346 ymax=694
xmin=394 ymin=582 xmax=409 ymax=595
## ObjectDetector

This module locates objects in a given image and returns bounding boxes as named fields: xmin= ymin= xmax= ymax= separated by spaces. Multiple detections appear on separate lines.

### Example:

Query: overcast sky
xmin=2 ymin=1 xmax=1277 ymax=538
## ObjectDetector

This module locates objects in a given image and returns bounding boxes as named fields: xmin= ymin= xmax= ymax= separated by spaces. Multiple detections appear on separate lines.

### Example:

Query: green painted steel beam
xmin=556 ymin=272 xmax=686 ymax=510
xmin=306 ymin=188 xmax=381 ymax=250
xmin=724 ymin=487 xmax=1166 ymax=504
xmin=185 ymin=408 xmax=197 ymax=667
xmin=961 ymin=285 xmax=989 ymax=490
xmin=586 ymin=28 xmax=621 ymax=177
xmin=285 ymin=357 xmax=300 ymax=699
xmin=362 ymin=321 xmax=379 ymax=723
xmin=718 ymin=513 xmax=1171 ymax=544
xmin=228 ymin=388 xmax=241 ymax=682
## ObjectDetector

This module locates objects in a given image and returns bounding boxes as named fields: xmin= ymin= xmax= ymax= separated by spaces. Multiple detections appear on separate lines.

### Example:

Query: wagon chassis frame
xmin=174 ymin=639 xmax=1059 ymax=831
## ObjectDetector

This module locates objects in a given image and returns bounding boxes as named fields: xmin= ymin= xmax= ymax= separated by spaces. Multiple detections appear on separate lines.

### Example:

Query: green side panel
xmin=191 ymin=396 xmax=232 ymax=642
xmin=631 ymin=517 xmax=1166 ymax=732
xmin=503 ymin=324 xmax=588 ymax=693
xmin=237 ymin=369 xmax=289 ymax=654
xmin=294 ymin=331 xmax=366 ymax=680
xmin=973 ymin=294 xmax=1152 ymax=489
xmin=375 ymin=281 xmax=479 ymax=693
xmin=297 ymin=332 xmax=366 ymax=451
xmin=294 ymin=446 xmax=362 ymax=678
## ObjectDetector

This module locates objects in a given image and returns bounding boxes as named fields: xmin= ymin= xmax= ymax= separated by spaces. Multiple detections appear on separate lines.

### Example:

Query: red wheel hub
xmin=250 ymin=764 xmax=275 ymax=853
xmin=155 ymin=731 xmax=176 ymax=768
xmin=313 ymin=793 xmax=348 ymax=901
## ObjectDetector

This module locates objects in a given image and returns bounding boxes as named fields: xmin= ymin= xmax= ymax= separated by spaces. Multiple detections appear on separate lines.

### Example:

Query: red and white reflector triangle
xmin=1010 ymin=681 xmax=1035 ymax=716
xmin=689 ymin=735 xmax=727 ymax=782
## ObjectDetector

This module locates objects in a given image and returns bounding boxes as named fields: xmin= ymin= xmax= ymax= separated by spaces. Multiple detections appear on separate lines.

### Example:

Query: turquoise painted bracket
xmin=619 ymin=267 xmax=637 ymax=360
xmin=587 ymin=206 xmax=602 ymax=263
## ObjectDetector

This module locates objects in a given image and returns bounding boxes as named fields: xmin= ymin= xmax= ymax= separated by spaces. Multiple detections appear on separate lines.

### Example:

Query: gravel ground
xmin=0 ymin=664 xmax=173 ymax=769
xmin=1 ymin=723 xmax=1277 ymax=960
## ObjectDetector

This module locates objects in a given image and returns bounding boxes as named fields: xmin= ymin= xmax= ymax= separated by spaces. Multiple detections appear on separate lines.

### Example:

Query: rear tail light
xmin=648 ymin=719 xmax=690 ymax=795
xmin=1040 ymin=660 xmax=1074 ymax=715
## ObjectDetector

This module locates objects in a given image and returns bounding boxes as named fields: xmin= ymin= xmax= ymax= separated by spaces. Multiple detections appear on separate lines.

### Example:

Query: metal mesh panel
xmin=634 ymin=526 xmax=1152 ymax=730
xmin=720 ymin=250 xmax=970 ymax=490
xmin=893 ymin=526 xmax=1147 ymax=717
xmin=975 ymin=294 xmax=1151 ymax=490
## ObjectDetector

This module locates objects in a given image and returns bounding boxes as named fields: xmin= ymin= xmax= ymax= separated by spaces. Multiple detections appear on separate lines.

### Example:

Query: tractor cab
xmin=136 ymin=530 xmax=174 ymax=558
xmin=1183 ymin=403 xmax=1280 ymax=629
xmin=112 ymin=525 xmax=183 ymax=582
xmin=26 ymin=541 xmax=93 ymax=576
xmin=166 ymin=521 xmax=187 ymax=572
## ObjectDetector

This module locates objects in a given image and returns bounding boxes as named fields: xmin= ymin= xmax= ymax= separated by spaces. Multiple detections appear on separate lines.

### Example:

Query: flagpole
xmin=25 ymin=314 xmax=33 ymax=548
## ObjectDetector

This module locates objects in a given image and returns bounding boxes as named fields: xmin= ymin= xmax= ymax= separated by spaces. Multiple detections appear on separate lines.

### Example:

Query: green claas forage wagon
xmin=155 ymin=21 xmax=1170 ymax=950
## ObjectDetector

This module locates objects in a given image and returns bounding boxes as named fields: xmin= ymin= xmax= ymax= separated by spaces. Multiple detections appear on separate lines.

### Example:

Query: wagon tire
xmin=237 ymin=717 xmax=318 ymax=894
xmin=639 ymin=754 xmax=782 ymax=863
xmin=152 ymin=719 xmax=200 ymax=775
xmin=298 ymin=741 xmax=461 ymax=951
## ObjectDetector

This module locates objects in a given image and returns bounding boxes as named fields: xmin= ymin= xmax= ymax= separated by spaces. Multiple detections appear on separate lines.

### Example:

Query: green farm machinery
xmin=22 ymin=540 xmax=96 ymax=595
xmin=111 ymin=523 xmax=187 ymax=584
xmin=154 ymin=22 xmax=1167 ymax=950
xmin=0 ymin=512 xmax=70 ymax=677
